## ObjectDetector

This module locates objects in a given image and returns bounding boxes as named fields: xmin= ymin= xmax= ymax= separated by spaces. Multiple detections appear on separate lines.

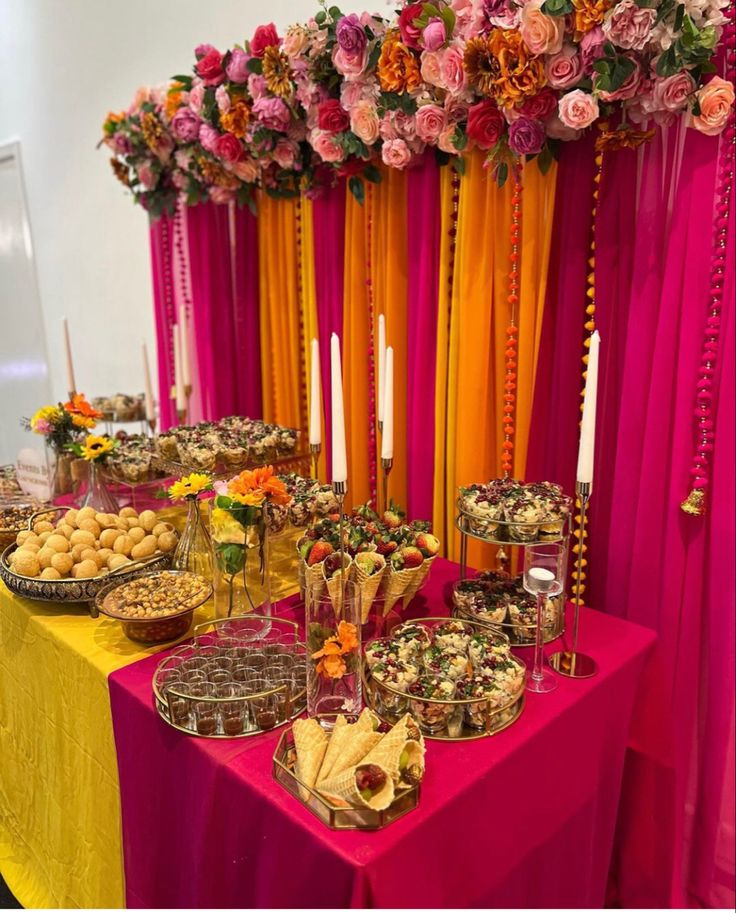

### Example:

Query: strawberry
xmin=415 ymin=532 xmax=440 ymax=557
xmin=382 ymin=500 xmax=405 ymax=529
xmin=376 ymin=537 xmax=399 ymax=557
xmin=306 ymin=540 xmax=334 ymax=566
xmin=392 ymin=546 xmax=423 ymax=570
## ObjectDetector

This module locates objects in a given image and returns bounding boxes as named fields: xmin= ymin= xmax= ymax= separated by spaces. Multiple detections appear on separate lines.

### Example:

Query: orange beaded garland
xmin=501 ymin=167 xmax=522 ymax=478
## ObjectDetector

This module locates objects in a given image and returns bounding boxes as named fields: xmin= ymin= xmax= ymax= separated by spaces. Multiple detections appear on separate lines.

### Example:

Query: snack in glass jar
xmin=478 ymin=654 xmax=525 ymax=696
xmin=422 ymin=646 xmax=470 ymax=682
xmin=467 ymin=632 xmax=510 ymax=667
xmin=389 ymin=622 xmax=432 ymax=661
xmin=452 ymin=578 xmax=489 ymax=611
xmin=508 ymin=592 xmax=556 ymax=641
xmin=407 ymin=676 xmax=456 ymax=734
xmin=455 ymin=674 xmax=510 ymax=730
xmin=459 ymin=483 xmax=506 ymax=536
xmin=370 ymin=659 xmax=419 ymax=718
xmin=363 ymin=637 xmax=400 ymax=669
xmin=433 ymin=619 xmax=474 ymax=653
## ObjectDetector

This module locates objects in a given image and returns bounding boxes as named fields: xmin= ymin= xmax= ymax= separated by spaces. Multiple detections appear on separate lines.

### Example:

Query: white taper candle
xmin=178 ymin=304 xmax=191 ymax=388
xmin=173 ymin=324 xmax=185 ymax=411
xmin=377 ymin=314 xmax=386 ymax=423
xmin=63 ymin=318 xmax=76 ymax=396
xmin=142 ymin=342 xmax=156 ymax=422
xmin=330 ymin=333 xmax=347 ymax=484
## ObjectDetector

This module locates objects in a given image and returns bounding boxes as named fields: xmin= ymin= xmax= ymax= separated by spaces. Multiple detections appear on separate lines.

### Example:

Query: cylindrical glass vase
xmin=305 ymin=579 xmax=362 ymax=725
xmin=173 ymin=499 xmax=213 ymax=577
xmin=210 ymin=503 xmax=272 ymax=634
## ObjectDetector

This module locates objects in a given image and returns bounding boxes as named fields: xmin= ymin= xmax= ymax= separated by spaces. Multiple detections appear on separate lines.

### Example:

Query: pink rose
xmin=250 ymin=23 xmax=280 ymax=58
xmin=189 ymin=82 xmax=205 ymax=114
xmin=195 ymin=48 xmax=224 ymax=87
xmin=598 ymin=55 xmax=641 ymax=101
xmin=341 ymin=79 xmax=377 ymax=109
xmin=558 ymin=90 xmax=599 ymax=129
xmin=691 ymin=76 xmax=735 ymax=136
xmin=350 ymin=100 xmax=380 ymax=144
xmin=195 ymin=44 xmax=216 ymax=59
xmin=310 ymin=129 xmax=346 ymax=163
xmin=381 ymin=138 xmax=412 ymax=168
xmin=580 ymin=27 xmax=606 ymax=73
xmin=545 ymin=112 xmax=581 ymax=141
xmin=653 ymin=71 xmax=695 ymax=112
xmin=273 ymin=138 xmax=299 ymax=169
xmin=214 ymin=133 xmax=243 ymax=164
xmin=171 ymin=108 xmax=202 ymax=143
xmin=199 ymin=124 xmax=220 ymax=153
xmin=439 ymin=43 xmax=467 ymax=96
xmin=415 ymin=104 xmax=447 ymax=142
xmin=445 ymin=97 xmax=469 ymax=124
xmin=398 ymin=3 xmax=423 ymax=48
xmin=423 ymin=18 xmax=447 ymax=51
xmin=545 ymin=44 xmax=583 ymax=89
xmin=226 ymin=49 xmax=250 ymax=84
xmin=232 ymin=158 xmax=259 ymax=183
xmin=215 ymin=86 xmax=231 ymax=114
xmin=379 ymin=115 xmax=399 ymax=142
xmin=391 ymin=110 xmax=418 ymax=141
xmin=437 ymin=124 xmax=460 ymax=153
xmin=508 ymin=116 xmax=546 ymax=155
xmin=520 ymin=0 xmax=564 ymax=56
xmin=248 ymin=74 xmax=268 ymax=100
xmin=466 ymin=98 xmax=505 ymax=149
xmin=602 ymin=0 xmax=656 ymax=51
xmin=138 ymin=162 xmax=157 ymax=191
xmin=252 ymin=96 xmax=291 ymax=132
xmin=209 ymin=187 xmax=235 ymax=204
xmin=519 ymin=88 xmax=558 ymax=120
xmin=332 ymin=44 xmax=368 ymax=79
xmin=421 ymin=50 xmax=445 ymax=88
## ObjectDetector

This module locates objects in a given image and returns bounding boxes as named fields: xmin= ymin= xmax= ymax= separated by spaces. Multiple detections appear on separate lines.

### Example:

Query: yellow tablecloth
xmin=0 ymin=521 xmax=301 ymax=908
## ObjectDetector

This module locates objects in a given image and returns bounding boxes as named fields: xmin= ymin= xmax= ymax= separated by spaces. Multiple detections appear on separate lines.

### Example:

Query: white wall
xmin=0 ymin=0 xmax=373 ymax=406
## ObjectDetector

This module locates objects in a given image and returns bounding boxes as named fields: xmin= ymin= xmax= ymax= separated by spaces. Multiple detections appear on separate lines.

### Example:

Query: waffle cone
xmin=304 ymin=560 xmax=326 ymax=601
xmin=292 ymin=718 xmax=329 ymax=796
xmin=352 ymin=557 xmax=387 ymax=622
xmin=381 ymin=565 xmax=420 ymax=614
xmin=318 ymin=762 xmax=395 ymax=811
xmin=402 ymin=556 xmax=435 ymax=609
xmin=315 ymin=715 xmax=349 ymax=785
xmin=325 ymin=558 xmax=353 ymax=613
xmin=362 ymin=726 xmax=425 ymax=787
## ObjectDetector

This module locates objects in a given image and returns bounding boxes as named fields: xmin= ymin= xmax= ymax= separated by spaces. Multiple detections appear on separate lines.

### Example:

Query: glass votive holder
xmin=191 ymin=683 xmax=217 ymax=735
xmin=181 ymin=669 xmax=208 ymax=685
xmin=165 ymin=684 xmax=190 ymax=727
xmin=243 ymin=653 xmax=266 ymax=673
xmin=248 ymin=676 xmax=278 ymax=731
xmin=207 ymin=668 xmax=231 ymax=687
xmin=231 ymin=664 xmax=248 ymax=683
xmin=217 ymin=683 xmax=248 ymax=736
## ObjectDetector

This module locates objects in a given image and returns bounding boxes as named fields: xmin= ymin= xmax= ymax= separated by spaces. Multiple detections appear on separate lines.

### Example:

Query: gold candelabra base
xmin=381 ymin=457 xmax=393 ymax=515
xmin=310 ymin=443 xmax=321 ymax=481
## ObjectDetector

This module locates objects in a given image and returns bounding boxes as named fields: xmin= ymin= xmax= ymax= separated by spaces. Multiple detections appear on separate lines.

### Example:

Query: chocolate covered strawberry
xmin=391 ymin=546 xmax=424 ymax=570
xmin=382 ymin=500 xmax=405 ymax=529
xmin=415 ymin=532 xmax=440 ymax=558
xmin=304 ymin=540 xmax=334 ymax=566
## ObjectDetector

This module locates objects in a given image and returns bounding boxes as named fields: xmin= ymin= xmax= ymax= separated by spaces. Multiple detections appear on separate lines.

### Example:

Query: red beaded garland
xmin=366 ymin=183 xmax=378 ymax=508
xmin=295 ymin=194 xmax=308 ymax=437
xmin=502 ymin=168 xmax=522 ymax=478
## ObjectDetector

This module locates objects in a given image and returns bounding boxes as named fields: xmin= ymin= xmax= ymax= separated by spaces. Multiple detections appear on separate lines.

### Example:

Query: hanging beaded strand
xmin=295 ymin=194 xmax=309 ymax=438
xmin=570 ymin=129 xmax=606 ymax=600
xmin=502 ymin=167 xmax=522 ymax=478
xmin=366 ymin=182 xmax=378 ymax=509
xmin=160 ymin=211 xmax=177 ymax=410
xmin=173 ymin=198 xmax=193 ymax=325
xmin=681 ymin=10 xmax=735 ymax=516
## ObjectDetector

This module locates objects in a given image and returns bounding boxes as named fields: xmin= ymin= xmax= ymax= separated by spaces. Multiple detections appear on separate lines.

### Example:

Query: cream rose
xmin=520 ymin=0 xmax=564 ymax=56
xmin=349 ymin=100 xmax=380 ymax=145
xmin=691 ymin=76 xmax=734 ymax=136
xmin=381 ymin=138 xmax=412 ymax=168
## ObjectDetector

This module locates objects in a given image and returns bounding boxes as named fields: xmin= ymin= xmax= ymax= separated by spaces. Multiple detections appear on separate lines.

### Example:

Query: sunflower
xmin=110 ymin=158 xmax=131 ymax=187
xmin=140 ymin=111 xmax=165 ymax=152
xmin=262 ymin=47 xmax=293 ymax=98
xmin=81 ymin=435 xmax=115 ymax=462
xmin=168 ymin=472 xmax=213 ymax=502
xmin=463 ymin=35 xmax=500 ymax=97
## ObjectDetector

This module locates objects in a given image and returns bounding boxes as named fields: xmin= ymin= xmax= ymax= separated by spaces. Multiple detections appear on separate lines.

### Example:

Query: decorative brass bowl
xmin=363 ymin=617 xmax=526 ymax=741
xmin=95 ymin=570 xmax=212 ymax=643
xmin=272 ymin=721 xmax=420 ymax=830
xmin=0 ymin=542 xmax=170 ymax=608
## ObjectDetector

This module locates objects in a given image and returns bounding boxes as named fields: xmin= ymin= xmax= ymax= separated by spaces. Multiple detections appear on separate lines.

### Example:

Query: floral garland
xmin=101 ymin=0 xmax=733 ymax=215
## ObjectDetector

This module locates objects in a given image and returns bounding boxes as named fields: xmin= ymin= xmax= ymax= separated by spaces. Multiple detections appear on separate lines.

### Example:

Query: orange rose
xmin=220 ymin=99 xmax=251 ymax=138
xmin=572 ymin=0 xmax=614 ymax=40
xmin=487 ymin=28 xmax=547 ymax=108
xmin=377 ymin=30 xmax=422 ymax=94
xmin=691 ymin=77 xmax=734 ymax=137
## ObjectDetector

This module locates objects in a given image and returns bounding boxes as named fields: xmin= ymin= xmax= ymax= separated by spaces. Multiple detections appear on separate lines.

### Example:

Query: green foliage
xmin=541 ymin=0 xmax=573 ymax=16
xmin=215 ymin=542 xmax=246 ymax=576
xmin=348 ymin=175 xmax=365 ymax=204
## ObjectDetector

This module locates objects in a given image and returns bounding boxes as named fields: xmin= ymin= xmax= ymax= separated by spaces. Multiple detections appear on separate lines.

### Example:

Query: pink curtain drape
xmin=312 ymin=182 xmax=347 ymax=480
xmin=148 ymin=213 xmax=177 ymax=431
xmin=527 ymin=124 xmax=735 ymax=909
xmin=230 ymin=204 xmax=263 ymax=418
xmin=406 ymin=153 xmax=441 ymax=522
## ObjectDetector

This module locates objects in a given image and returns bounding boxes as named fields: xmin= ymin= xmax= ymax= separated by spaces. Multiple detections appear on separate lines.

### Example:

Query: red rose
xmin=250 ymin=22 xmax=280 ymax=58
xmin=398 ymin=3 xmax=424 ymax=48
xmin=195 ymin=48 xmax=224 ymax=87
xmin=214 ymin=133 xmax=243 ymax=164
xmin=466 ymin=99 xmax=505 ymax=150
xmin=519 ymin=89 xmax=558 ymax=121
xmin=337 ymin=157 xmax=369 ymax=177
xmin=318 ymin=99 xmax=350 ymax=134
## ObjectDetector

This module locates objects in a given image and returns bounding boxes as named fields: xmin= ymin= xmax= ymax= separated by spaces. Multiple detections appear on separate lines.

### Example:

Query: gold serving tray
xmin=452 ymin=601 xmax=565 ymax=646
xmin=363 ymin=617 xmax=526 ymax=741
xmin=455 ymin=500 xmax=572 ymax=547
xmin=272 ymin=724 xmax=420 ymax=830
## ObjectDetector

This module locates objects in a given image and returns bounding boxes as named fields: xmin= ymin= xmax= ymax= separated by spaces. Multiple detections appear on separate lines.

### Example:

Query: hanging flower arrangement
xmin=102 ymin=0 xmax=733 ymax=211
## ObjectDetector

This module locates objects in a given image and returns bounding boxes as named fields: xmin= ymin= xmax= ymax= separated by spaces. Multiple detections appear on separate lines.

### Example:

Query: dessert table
xmin=109 ymin=559 xmax=655 ymax=909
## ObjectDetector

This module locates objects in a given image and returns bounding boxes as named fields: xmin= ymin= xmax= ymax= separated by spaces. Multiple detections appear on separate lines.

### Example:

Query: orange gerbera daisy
xmin=377 ymin=30 xmax=422 ymax=95
xmin=64 ymin=393 xmax=102 ymax=430
xmin=464 ymin=35 xmax=499 ymax=97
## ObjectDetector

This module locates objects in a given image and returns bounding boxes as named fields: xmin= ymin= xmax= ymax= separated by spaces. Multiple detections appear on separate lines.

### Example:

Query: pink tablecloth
xmin=109 ymin=559 xmax=655 ymax=908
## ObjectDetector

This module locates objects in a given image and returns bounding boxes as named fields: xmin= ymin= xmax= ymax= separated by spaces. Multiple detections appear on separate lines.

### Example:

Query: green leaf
xmin=434 ymin=148 xmax=451 ymax=167
xmin=439 ymin=6 xmax=456 ymax=33
xmin=315 ymin=10 xmax=326 ymax=25
xmin=328 ymin=5 xmax=343 ymax=20
xmin=215 ymin=542 xmax=246 ymax=576
xmin=171 ymin=74 xmax=193 ymax=90
xmin=363 ymin=163 xmax=381 ymax=183
xmin=452 ymin=155 xmax=466 ymax=176
xmin=541 ymin=0 xmax=572 ymax=15
xmin=367 ymin=41 xmax=382 ymax=71
xmin=656 ymin=45 xmax=678 ymax=77
xmin=674 ymin=2 xmax=685 ymax=31
xmin=348 ymin=175 xmax=365 ymax=205
xmin=246 ymin=57 xmax=263 ymax=74
xmin=537 ymin=145 xmax=553 ymax=176
xmin=451 ymin=128 xmax=468 ymax=151
xmin=654 ymin=0 xmax=675 ymax=24
xmin=497 ymin=161 xmax=508 ymax=188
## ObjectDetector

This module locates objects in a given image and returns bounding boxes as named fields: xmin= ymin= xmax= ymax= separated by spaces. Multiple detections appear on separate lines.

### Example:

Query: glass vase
xmin=305 ymin=579 xmax=362 ymax=726
xmin=210 ymin=503 xmax=272 ymax=635
xmin=173 ymin=499 xmax=213 ymax=577
xmin=46 ymin=446 xmax=74 ymax=500
xmin=79 ymin=460 xmax=120 ymax=513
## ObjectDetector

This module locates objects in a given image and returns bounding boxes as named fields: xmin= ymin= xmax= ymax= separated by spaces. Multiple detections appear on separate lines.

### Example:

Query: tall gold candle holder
xmin=310 ymin=443 xmax=321 ymax=481
xmin=332 ymin=479 xmax=347 ymax=604
xmin=549 ymin=481 xmax=597 ymax=679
